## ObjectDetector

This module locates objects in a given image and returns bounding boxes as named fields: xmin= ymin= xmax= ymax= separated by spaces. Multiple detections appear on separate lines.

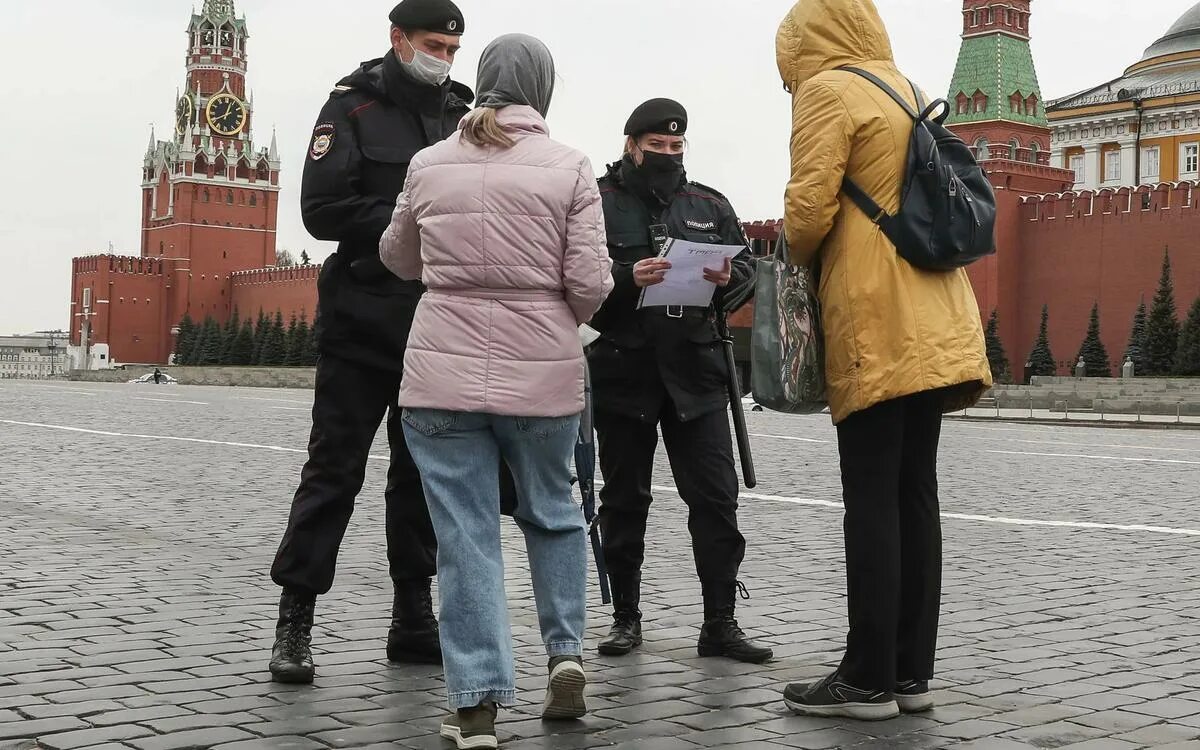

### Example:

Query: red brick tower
xmin=945 ymin=0 xmax=1074 ymax=370
xmin=141 ymin=0 xmax=281 ymax=331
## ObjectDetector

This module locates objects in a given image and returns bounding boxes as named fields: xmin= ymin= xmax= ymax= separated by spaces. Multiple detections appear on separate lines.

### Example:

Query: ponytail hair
xmin=461 ymin=108 xmax=516 ymax=149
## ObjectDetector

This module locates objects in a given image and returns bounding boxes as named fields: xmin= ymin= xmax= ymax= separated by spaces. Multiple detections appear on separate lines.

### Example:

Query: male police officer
xmin=267 ymin=0 xmax=473 ymax=684
xmin=588 ymin=99 xmax=772 ymax=664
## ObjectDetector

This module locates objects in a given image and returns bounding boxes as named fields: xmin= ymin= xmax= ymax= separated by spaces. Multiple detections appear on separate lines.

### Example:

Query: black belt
xmin=655 ymin=305 xmax=710 ymax=319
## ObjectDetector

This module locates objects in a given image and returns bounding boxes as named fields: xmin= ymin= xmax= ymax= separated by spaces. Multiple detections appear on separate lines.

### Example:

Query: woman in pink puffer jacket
xmin=379 ymin=33 xmax=613 ymax=750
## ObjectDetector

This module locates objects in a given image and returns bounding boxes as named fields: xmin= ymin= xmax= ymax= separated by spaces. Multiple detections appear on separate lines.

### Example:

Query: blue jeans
xmin=402 ymin=409 xmax=586 ymax=710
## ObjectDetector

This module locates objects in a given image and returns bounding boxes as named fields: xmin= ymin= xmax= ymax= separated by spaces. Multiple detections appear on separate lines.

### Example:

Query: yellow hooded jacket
xmin=777 ymin=0 xmax=992 ymax=424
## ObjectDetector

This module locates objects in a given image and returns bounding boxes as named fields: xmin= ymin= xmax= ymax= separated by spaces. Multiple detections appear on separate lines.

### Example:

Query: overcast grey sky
xmin=0 ymin=0 xmax=1195 ymax=334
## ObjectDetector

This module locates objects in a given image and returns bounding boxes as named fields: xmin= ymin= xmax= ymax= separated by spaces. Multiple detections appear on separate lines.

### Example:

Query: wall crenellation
xmin=1019 ymin=181 xmax=1200 ymax=221
xmin=229 ymin=265 xmax=322 ymax=285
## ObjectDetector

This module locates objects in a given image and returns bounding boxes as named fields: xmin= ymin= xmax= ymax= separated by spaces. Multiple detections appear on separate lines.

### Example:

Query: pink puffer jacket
xmin=379 ymin=105 xmax=613 ymax=417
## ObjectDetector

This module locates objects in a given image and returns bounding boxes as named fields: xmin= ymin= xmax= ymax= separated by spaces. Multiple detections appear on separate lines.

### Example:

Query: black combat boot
xmin=387 ymin=578 xmax=442 ymax=664
xmin=697 ymin=581 xmax=773 ymax=664
xmin=269 ymin=590 xmax=316 ymax=684
xmin=597 ymin=575 xmax=643 ymax=656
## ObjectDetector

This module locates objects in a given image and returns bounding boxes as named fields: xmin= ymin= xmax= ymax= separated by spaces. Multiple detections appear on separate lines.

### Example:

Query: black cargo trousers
xmin=270 ymin=354 xmax=433 ymax=595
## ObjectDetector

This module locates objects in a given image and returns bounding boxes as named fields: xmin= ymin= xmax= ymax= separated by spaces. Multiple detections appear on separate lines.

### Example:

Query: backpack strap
xmin=839 ymin=66 xmax=920 ymax=120
xmin=841 ymin=177 xmax=892 ymax=227
xmin=837 ymin=66 xmax=924 ymax=232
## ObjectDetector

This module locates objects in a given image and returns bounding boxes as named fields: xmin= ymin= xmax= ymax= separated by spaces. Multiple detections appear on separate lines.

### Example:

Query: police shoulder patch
xmin=309 ymin=123 xmax=336 ymax=161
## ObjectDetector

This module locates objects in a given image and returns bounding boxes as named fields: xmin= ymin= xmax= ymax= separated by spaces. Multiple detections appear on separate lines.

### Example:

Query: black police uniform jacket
xmin=588 ymin=161 xmax=754 ymax=423
xmin=302 ymin=53 xmax=473 ymax=373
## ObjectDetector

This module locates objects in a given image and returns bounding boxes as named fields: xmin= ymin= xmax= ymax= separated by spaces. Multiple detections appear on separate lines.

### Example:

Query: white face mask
xmin=400 ymin=35 xmax=452 ymax=87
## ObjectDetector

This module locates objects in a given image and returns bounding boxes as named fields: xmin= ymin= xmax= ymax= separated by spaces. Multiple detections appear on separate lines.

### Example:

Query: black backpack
xmin=839 ymin=66 xmax=996 ymax=272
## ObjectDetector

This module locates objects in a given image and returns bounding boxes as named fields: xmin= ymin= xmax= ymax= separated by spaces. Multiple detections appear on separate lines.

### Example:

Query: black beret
xmin=624 ymin=98 xmax=688 ymax=138
xmin=389 ymin=0 xmax=464 ymax=35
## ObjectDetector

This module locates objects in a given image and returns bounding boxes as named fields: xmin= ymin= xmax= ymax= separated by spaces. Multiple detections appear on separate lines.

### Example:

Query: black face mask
xmin=636 ymin=150 xmax=686 ymax=200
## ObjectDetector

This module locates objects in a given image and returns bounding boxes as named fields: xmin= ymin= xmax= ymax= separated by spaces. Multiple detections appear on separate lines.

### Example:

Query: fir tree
xmin=284 ymin=316 xmax=301 ymax=366
xmin=174 ymin=313 xmax=197 ymax=365
xmin=286 ymin=315 xmax=312 ymax=366
xmin=197 ymin=315 xmax=223 ymax=366
xmin=259 ymin=311 xmax=288 ymax=366
xmin=1144 ymin=249 xmax=1180 ymax=375
xmin=1027 ymin=304 xmax=1057 ymax=377
xmin=984 ymin=309 xmax=1010 ymax=384
xmin=218 ymin=309 xmax=241 ymax=365
xmin=1124 ymin=298 xmax=1148 ymax=376
xmin=186 ymin=317 xmax=208 ymax=366
xmin=300 ymin=250 xmax=311 ymax=266
xmin=230 ymin=319 xmax=255 ymax=366
xmin=1075 ymin=303 xmax=1112 ymax=377
xmin=251 ymin=309 xmax=269 ymax=365
xmin=1175 ymin=296 xmax=1200 ymax=377
xmin=306 ymin=317 xmax=319 ymax=366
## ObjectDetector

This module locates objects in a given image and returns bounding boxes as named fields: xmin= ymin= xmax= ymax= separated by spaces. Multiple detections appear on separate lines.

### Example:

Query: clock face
xmin=175 ymin=96 xmax=194 ymax=135
xmin=206 ymin=94 xmax=246 ymax=136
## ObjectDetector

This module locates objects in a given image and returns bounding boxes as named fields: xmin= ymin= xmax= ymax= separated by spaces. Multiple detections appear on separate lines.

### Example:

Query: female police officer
xmin=587 ymin=98 xmax=772 ymax=664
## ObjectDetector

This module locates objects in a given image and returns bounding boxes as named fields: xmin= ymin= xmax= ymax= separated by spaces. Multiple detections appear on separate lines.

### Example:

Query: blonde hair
xmin=461 ymin=108 xmax=516 ymax=149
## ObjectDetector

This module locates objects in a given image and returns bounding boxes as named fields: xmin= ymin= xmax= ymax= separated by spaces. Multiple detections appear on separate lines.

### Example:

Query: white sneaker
xmin=541 ymin=657 xmax=587 ymax=720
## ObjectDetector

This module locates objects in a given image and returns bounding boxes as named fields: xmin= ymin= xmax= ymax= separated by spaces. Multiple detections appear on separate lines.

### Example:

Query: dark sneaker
xmin=783 ymin=672 xmax=899 ymax=721
xmin=542 ymin=656 xmax=587 ymax=720
xmin=597 ymin=611 xmax=642 ymax=656
xmin=697 ymin=615 xmax=773 ymax=664
xmin=269 ymin=591 xmax=315 ymax=684
xmin=896 ymin=680 xmax=934 ymax=713
xmin=387 ymin=579 xmax=442 ymax=665
xmin=440 ymin=701 xmax=498 ymax=749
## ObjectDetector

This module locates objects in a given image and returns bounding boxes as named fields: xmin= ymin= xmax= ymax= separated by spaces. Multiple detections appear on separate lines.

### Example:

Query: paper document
xmin=579 ymin=324 xmax=601 ymax=347
xmin=637 ymin=239 xmax=745 ymax=309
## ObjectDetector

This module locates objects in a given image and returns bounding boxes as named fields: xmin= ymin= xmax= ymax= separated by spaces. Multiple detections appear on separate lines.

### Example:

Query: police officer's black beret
xmin=623 ymin=98 xmax=688 ymax=138
xmin=389 ymin=0 xmax=464 ymax=35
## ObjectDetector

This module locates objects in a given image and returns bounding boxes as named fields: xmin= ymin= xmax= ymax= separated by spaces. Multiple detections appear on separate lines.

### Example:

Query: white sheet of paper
xmin=637 ymin=239 xmax=745 ymax=309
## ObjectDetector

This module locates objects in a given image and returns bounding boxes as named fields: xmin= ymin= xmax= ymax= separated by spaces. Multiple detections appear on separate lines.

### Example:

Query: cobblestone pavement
xmin=3 ymin=380 xmax=1200 ymax=750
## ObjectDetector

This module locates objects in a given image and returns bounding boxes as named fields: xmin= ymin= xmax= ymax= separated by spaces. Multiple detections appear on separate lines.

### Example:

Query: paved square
xmin=2 ymin=380 xmax=1199 ymax=749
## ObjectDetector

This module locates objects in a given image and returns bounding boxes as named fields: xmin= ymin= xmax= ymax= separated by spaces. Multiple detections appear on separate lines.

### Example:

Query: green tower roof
xmin=947 ymin=33 xmax=1047 ymax=128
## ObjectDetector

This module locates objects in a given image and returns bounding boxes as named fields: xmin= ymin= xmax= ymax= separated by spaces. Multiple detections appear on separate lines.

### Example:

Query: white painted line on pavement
xmin=652 ymin=485 xmax=1200 ymax=537
xmin=133 ymin=398 xmax=209 ymax=406
xmin=0 ymin=420 xmax=309 ymax=455
xmin=987 ymin=449 xmax=1200 ymax=466
xmin=6 ymin=419 xmax=1199 ymax=537
xmin=979 ymin=436 xmax=1200 ymax=454
xmin=750 ymin=430 xmax=1200 ymax=454
xmin=238 ymin=396 xmax=312 ymax=406
xmin=748 ymin=433 xmax=831 ymax=444
xmin=31 ymin=390 xmax=100 ymax=396
xmin=952 ymin=422 xmax=1200 ymax=441
xmin=4 ymin=385 xmax=103 ymax=395
xmin=270 ymin=406 xmax=311 ymax=412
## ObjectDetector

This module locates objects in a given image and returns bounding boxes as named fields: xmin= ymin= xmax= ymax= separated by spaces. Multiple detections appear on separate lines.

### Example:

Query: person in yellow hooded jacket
xmin=776 ymin=0 xmax=993 ymax=721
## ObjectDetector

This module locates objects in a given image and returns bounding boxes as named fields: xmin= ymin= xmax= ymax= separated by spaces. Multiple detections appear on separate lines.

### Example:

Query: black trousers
xmin=835 ymin=389 xmax=944 ymax=692
xmin=595 ymin=403 xmax=745 ymax=596
xmin=271 ymin=355 xmax=436 ymax=596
